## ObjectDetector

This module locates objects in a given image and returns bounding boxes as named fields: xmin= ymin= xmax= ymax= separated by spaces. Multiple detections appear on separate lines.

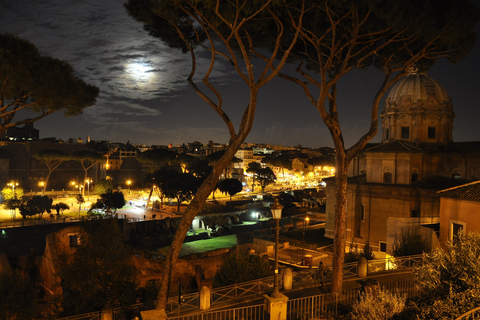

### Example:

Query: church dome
xmin=386 ymin=70 xmax=451 ymax=110
xmin=381 ymin=70 xmax=455 ymax=145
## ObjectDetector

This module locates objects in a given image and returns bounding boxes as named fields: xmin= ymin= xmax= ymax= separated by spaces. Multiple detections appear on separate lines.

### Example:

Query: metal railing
xmin=167 ymin=277 xmax=274 ymax=314
xmin=166 ymin=254 xmax=423 ymax=315
xmin=57 ymin=303 xmax=147 ymax=320
xmin=166 ymin=304 xmax=267 ymax=320
xmin=57 ymin=254 xmax=424 ymax=319
xmin=287 ymin=277 xmax=419 ymax=319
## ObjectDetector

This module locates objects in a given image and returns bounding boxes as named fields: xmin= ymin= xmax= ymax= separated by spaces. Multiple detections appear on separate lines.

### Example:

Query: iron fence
xmin=166 ymin=304 xmax=267 ymax=320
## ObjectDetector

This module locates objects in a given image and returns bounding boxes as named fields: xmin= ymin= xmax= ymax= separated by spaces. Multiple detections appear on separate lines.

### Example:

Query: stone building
xmin=325 ymin=70 xmax=480 ymax=255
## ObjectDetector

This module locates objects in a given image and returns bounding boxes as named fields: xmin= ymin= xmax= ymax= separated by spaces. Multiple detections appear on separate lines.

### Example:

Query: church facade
xmin=325 ymin=71 xmax=480 ymax=254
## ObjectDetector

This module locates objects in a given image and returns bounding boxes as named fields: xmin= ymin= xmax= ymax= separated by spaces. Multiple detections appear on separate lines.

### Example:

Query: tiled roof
xmin=437 ymin=180 xmax=480 ymax=202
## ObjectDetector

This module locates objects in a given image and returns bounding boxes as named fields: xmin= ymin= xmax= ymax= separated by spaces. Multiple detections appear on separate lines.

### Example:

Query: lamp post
xmin=270 ymin=198 xmax=284 ymax=298
xmin=85 ymin=178 xmax=92 ymax=200
xmin=126 ymin=179 xmax=132 ymax=192
xmin=7 ymin=180 xmax=19 ymax=199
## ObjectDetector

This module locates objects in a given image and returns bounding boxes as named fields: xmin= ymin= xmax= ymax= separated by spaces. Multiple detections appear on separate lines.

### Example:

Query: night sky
xmin=1 ymin=0 xmax=479 ymax=148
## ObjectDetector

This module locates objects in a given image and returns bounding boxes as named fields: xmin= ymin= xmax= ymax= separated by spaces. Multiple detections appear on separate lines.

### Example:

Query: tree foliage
xmin=213 ymin=254 xmax=272 ymax=287
xmin=59 ymin=219 xmax=138 ymax=315
xmin=0 ymin=269 xmax=36 ymax=320
xmin=19 ymin=195 xmax=52 ymax=218
xmin=257 ymin=167 xmax=276 ymax=193
xmin=1 ymin=186 xmax=23 ymax=201
xmin=91 ymin=191 xmax=125 ymax=214
xmin=414 ymin=231 xmax=480 ymax=319
xmin=0 ymin=33 xmax=99 ymax=136
xmin=136 ymin=147 xmax=177 ymax=172
xmin=218 ymin=178 xmax=243 ymax=200
xmin=54 ymin=202 xmax=70 ymax=215
xmin=94 ymin=178 xmax=113 ymax=194
xmin=151 ymin=167 xmax=200 ymax=212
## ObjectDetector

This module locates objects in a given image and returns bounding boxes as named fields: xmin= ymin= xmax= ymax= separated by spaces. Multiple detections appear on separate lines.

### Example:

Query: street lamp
xmin=8 ymin=180 xmax=19 ymax=198
xmin=303 ymin=216 xmax=310 ymax=241
xmin=85 ymin=178 xmax=92 ymax=200
xmin=38 ymin=181 xmax=45 ymax=195
xmin=270 ymin=198 xmax=284 ymax=298
xmin=126 ymin=179 xmax=132 ymax=191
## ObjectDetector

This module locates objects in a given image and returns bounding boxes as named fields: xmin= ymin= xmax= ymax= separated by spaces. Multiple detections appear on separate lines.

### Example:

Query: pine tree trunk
xmin=330 ymin=153 xmax=348 ymax=294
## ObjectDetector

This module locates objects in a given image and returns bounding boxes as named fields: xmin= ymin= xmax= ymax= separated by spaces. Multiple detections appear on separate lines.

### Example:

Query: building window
xmin=385 ymin=128 xmax=390 ymax=140
xmin=401 ymin=126 xmax=410 ymax=139
xmin=360 ymin=204 xmax=365 ymax=221
xmin=428 ymin=127 xmax=436 ymax=139
xmin=451 ymin=222 xmax=464 ymax=243
xmin=379 ymin=242 xmax=387 ymax=252
xmin=383 ymin=172 xmax=392 ymax=183
xmin=411 ymin=210 xmax=419 ymax=218
xmin=411 ymin=172 xmax=419 ymax=183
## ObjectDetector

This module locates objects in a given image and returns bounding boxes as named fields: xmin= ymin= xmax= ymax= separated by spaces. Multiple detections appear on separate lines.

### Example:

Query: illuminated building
xmin=325 ymin=70 xmax=480 ymax=255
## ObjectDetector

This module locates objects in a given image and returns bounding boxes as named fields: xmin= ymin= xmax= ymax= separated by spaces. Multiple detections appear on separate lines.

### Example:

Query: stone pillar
xmin=358 ymin=257 xmax=368 ymax=277
xmin=200 ymin=285 xmax=211 ymax=310
xmin=283 ymin=268 xmax=293 ymax=291
xmin=100 ymin=305 xmax=113 ymax=320
xmin=264 ymin=293 xmax=289 ymax=320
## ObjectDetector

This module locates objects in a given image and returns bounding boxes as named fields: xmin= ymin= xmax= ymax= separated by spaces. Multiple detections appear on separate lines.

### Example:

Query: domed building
xmin=324 ymin=70 xmax=480 ymax=255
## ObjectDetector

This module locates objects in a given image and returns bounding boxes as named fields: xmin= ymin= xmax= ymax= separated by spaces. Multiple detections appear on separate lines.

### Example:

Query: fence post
xmin=101 ymin=305 xmax=113 ymax=320
xmin=283 ymin=268 xmax=293 ymax=290
xmin=264 ymin=293 xmax=288 ymax=320
xmin=358 ymin=257 xmax=367 ymax=277
xmin=200 ymin=285 xmax=211 ymax=310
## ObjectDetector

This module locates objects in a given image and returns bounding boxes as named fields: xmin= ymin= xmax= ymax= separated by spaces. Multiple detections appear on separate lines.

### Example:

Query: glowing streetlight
xmin=126 ymin=179 xmax=132 ymax=191
xmin=85 ymin=178 xmax=92 ymax=200
xmin=38 ymin=181 xmax=45 ymax=195
xmin=7 ymin=180 xmax=19 ymax=199
xmin=270 ymin=198 xmax=284 ymax=298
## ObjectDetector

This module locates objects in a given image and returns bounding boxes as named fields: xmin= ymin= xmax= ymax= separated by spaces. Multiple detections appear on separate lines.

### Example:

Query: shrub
xmin=393 ymin=227 xmax=429 ymax=257
xmin=213 ymin=253 xmax=272 ymax=287
xmin=414 ymin=231 xmax=480 ymax=319
xmin=351 ymin=286 xmax=406 ymax=320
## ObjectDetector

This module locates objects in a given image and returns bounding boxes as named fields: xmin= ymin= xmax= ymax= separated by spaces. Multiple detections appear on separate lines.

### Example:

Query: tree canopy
xmin=33 ymin=149 xmax=69 ymax=194
xmin=0 ymin=33 xmax=99 ymax=136
xmin=125 ymin=0 xmax=305 ymax=312
xmin=218 ymin=178 xmax=243 ymax=200
xmin=136 ymin=147 xmax=177 ymax=172
xmin=91 ymin=191 xmax=126 ymax=214
xmin=59 ymin=219 xmax=138 ymax=315
xmin=19 ymin=195 xmax=52 ymax=218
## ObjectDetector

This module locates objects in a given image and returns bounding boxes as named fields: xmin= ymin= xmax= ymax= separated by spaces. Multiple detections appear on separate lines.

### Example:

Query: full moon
xmin=125 ymin=60 xmax=157 ymax=90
